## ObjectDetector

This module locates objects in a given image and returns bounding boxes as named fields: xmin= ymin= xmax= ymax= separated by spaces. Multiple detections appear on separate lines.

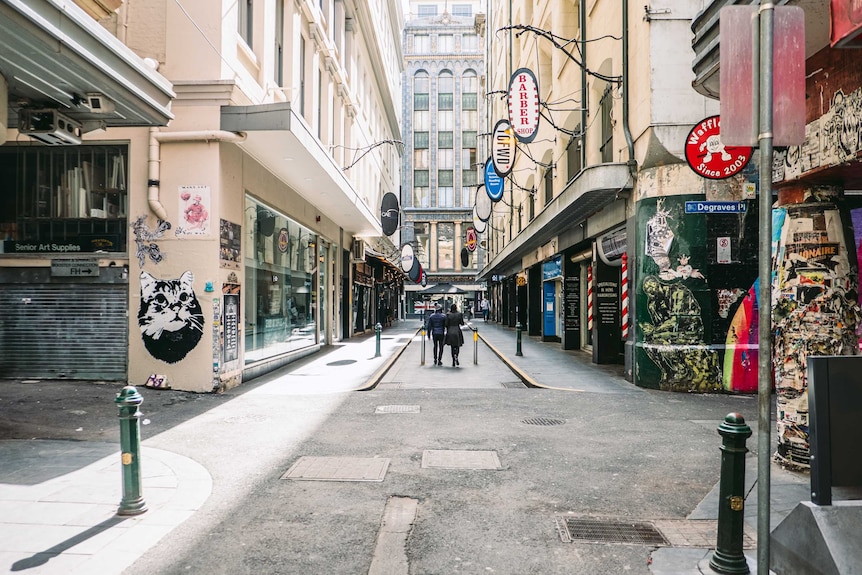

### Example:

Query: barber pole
xmin=587 ymin=265 xmax=593 ymax=332
xmin=621 ymin=253 xmax=629 ymax=339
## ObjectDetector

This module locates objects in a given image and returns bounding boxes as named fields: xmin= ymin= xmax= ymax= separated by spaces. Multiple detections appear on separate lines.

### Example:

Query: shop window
xmin=437 ymin=222 xmax=454 ymax=270
xmin=0 ymin=145 xmax=129 ymax=254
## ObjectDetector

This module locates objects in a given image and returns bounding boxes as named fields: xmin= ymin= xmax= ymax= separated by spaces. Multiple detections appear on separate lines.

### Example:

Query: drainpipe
xmin=580 ymin=0 xmax=586 ymax=168
xmin=621 ymin=0 xmax=636 ymax=176
xmin=147 ymin=128 xmax=246 ymax=220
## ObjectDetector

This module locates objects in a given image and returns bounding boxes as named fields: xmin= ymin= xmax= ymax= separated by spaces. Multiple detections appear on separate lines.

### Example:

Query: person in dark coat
xmin=426 ymin=304 xmax=447 ymax=366
xmin=444 ymin=303 xmax=465 ymax=367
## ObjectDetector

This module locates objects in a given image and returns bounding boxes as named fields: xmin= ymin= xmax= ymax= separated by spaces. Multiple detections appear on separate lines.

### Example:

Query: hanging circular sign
xmin=420 ymin=269 xmax=427 ymax=287
xmin=508 ymin=68 xmax=541 ymax=143
xmin=460 ymin=247 xmax=470 ymax=267
xmin=684 ymin=115 xmax=753 ymax=180
xmin=401 ymin=243 xmax=415 ymax=273
xmin=491 ymin=119 xmax=517 ymax=177
xmin=484 ymin=158 xmax=504 ymax=202
xmin=277 ymin=228 xmax=289 ymax=253
xmin=472 ymin=207 xmax=487 ymax=234
xmin=465 ymin=227 xmax=477 ymax=252
xmin=475 ymin=185 xmax=492 ymax=221
xmin=408 ymin=257 xmax=421 ymax=282
xmin=380 ymin=192 xmax=400 ymax=236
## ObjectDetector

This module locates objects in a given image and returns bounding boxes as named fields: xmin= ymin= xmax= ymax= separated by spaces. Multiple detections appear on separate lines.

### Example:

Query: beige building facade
xmin=0 ymin=0 xmax=404 ymax=392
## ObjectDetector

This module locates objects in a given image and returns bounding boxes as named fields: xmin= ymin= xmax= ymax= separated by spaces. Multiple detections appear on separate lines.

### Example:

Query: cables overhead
xmin=337 ymin=140 xmax=404 ymax=171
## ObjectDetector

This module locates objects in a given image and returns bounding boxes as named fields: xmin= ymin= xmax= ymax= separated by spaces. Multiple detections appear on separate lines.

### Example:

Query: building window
xmin=413 ymin=34 xmax=430 ymax=53
xmin=414 ymin=93 xmax=429 ymax=110
xmin=244 ymin=196 xmax=318 ymax=361
xmin=453 ymin=4 xmax=472 ymax=16
xmin=414 ymin=149 xmax=430 ymax=169
xmin=414 ymin=111 xmax=430 ymax=131
xmin=544 ymin=167 xmax=553 ymax=206
xmin=438 ymin=149 xmax=454 ymax=169
xmin=462 ymin=130 xmax=477 ymax=147
xmin=417 ymin=4 xmax=437 ymax=16
xmin=438 ymin=110 xmax=454 ymax=131
xmin=414 ymin=222 xmax=430 ymax=267
xmin=438 ymin=131 xmax=454 ymax=149
xmin=462 ymin=92 xmax=477 ymax=110
xmin=415 ymin=131 xmax=429 ymax=149
xmin=238 ymin=0 xmax=253 ymax=47
xmin=437 ymin=34 xmax=454 ymax=53
xmin=438 ymin=170 xmax=454 ymax=207
xmin=414 ymin=72 xmax=429 ymax=110
xmin=299 ymin=36 xmax=306 ymax=117
xmin=414 ymin=171 xmax=430 ymax=208
xmin=437 ymin=222 xmax=454 ymax=269
xmin=529 ymin=190 xmax=535 ymax=221
xmin=438 ymin=72 xmax=453 ymax=110
xmin=0 ymin=145 xmax=130 ymax=253
xmin=567 ymin=128 xmax=582 ymax=182
xmin=461 ymin=33 xmax=478 ymax=51
xmin=600 ymin=85 xmax=614 ymax=163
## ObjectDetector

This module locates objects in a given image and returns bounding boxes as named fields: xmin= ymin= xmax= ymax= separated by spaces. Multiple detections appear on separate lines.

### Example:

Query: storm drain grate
xmin=522 ymin=417 xmax=566 ymax=426
xmin=555 ymin=517 xmax=669 ymax=546
xmin=375 ymin=404 xmax=421 ymax=414
xmin=327 ymin=359 xmax=357 ymax=366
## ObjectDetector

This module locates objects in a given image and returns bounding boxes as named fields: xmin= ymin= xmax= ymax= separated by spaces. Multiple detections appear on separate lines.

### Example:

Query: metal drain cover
xmin=375 ymin=405 xmax=421 ymax=414
xmin=327 ymin=359 xmax=357 ymax=366
xmin=555 ymin=517 xmax=669 ymax=545
xmin=522 ymin=417 xmax=566 ymax=426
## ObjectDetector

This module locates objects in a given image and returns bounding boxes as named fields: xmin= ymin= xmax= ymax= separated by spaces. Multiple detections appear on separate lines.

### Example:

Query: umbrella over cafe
xmin=418 ymin=282 xmax=467 ymax=295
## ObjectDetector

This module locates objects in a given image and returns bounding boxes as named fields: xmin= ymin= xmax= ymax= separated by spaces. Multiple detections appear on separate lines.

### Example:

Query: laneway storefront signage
xmin=400 ymin=243 xmax=415 ymax=273
xmin=507 ymin=68 xmax=540 ymax=143
xmin=50 ymin=258 xmax=99 ymax=277
xmin=466 ymin=226 xmax=477 ymax=252
xmin=491 ymin=119 xmax=517 ymax=176
xmin=484 ymin=157 xmax=504 ymax=202
xmin=684 ymin=115 xmax=753 ymax=179
xmin=685 ymin=201 xmax=748 ymax=214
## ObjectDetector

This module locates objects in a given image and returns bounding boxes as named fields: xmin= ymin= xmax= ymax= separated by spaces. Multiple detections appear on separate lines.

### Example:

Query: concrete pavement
xmin=0 ymin=320 xmax=812 ymax=574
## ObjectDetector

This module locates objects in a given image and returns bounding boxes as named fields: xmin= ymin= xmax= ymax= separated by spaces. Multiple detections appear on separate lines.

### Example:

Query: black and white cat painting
xmin=139 ymin=271 xmax=204 ymax=364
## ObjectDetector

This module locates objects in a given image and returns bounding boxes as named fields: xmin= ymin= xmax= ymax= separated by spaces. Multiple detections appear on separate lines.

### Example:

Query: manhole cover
xmin=555 ymin=517 xmax=669 ymax=545
xmin=421 ymin=450 xmax=502 ymax=470
xmin=522 ymin=417 xmax=566 ymax=426
xmin=282 ymin=456 xmax=390 ymax=482
xmin=375 ymin=405 xmax=421 ymax=414
xmin=327 ymin=359 xmax=357 ymax=366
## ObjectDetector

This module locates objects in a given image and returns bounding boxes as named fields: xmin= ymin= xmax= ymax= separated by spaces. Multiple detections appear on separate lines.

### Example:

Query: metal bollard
xmin=420 ymin=326 xmax=426 ymax=365
xmin=472 ymin=325 xmax=478 ymax=365
xmin=515 ymin=322 xmax=523 ymax=356
xmin=116 ymin=386 xmax=147 ymax=516
xmin=374 ymin=322 xmax=382 ymax=357
xmin=708 ymin=413 xmax=752 ymax=574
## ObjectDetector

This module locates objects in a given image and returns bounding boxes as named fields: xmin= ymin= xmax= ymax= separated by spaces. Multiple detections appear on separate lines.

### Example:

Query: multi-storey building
xmin=0 ymin=0 xmax=404 ymax=391
xmin=400 ymin=0 xmax=485 ymax=316
xmin=480 ymin=1 xmax=757 ymax=392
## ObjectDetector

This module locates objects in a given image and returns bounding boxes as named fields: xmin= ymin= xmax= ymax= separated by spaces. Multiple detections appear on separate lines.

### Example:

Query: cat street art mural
xmin=139 ymin=271 xmax=205 ymax=364
xmin=637 ymin=198 xmax=721 ymax=392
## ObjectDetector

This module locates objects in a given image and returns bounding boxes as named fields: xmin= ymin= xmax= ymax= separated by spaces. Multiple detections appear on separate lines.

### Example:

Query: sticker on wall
xmin=220 ymin=219 xmax=241 ymax=270
xmin=131 ymin=215 xmax=171 ymax=268
xmin=138 ymin=270 xmax=205 ymax=364
xmin=223 ymin=292 xmax=240 ymax=364
xmin=176 ymin=185 xmax=211 ymax=237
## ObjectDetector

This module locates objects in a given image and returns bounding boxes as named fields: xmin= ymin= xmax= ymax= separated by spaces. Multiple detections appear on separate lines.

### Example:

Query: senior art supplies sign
xmin=684 ymin=116 xmax=753 ymax=179
xmin=507 ymin=68 xmax=540 ymax=143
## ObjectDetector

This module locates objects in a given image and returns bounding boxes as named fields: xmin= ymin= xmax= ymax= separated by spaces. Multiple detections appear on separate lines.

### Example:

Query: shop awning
xmin=478 ymin=163 xmax=631 ymax=281
xmin=1 ymin=0 xmax=174 ymax=128
xmin=221 ymin=102 xmax=383 ymax=237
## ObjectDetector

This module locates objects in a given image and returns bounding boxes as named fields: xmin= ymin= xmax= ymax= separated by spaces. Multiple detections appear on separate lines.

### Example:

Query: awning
xmin=1 ymin=0 xmax=174 ymax=128
xmin=478 ymin=163 xmax=631 ymax=280
xmin=221 ymin=102 xmax=382 ymax=237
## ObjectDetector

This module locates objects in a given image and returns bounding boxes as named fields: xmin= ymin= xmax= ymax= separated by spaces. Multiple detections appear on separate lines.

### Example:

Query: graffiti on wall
xmin=723 ymin=282 xmax=759 ymax=393
xmin=138 ymin=271 xmax=205 ymax=364
xmin=772 ymin=188 xmax=861 ymax=468
xmin=131 ymin=215 xmax=171 ymax=267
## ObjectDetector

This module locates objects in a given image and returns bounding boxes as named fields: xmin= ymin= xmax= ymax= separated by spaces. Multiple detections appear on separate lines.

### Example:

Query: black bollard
xmin=116 ymin=386 xmax=147 ymax=516
xmin=708 ymin=412 xmax=752 ymax=574
xmin=515 ymin=322 xmax=523 ymax=356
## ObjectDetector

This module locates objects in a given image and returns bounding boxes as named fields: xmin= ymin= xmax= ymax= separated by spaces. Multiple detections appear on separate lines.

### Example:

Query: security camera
xmin=85 ymin=93 xmax=116 ymax=114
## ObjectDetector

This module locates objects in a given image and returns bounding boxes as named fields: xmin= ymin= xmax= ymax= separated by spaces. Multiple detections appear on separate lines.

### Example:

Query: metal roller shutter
xmin=0 ymin=283 xmax=128 ymax=380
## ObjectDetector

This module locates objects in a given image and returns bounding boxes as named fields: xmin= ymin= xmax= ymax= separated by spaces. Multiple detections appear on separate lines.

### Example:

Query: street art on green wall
xmin=636 ymin=198 xmax=722 ymax=392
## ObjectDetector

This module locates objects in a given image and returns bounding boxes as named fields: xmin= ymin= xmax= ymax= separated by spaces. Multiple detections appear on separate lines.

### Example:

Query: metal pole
xmin=374 ymin=322 xmax=382 ymax=357
xmin=757 ymin=3 xmax=774 ymax=574
xmin=116 ymin=386 xmax=147 ymax=516
xmin=421 ymin=325 xmax=426 ymax=365
xmin=516 ymin=321 xmax=523 ymax=356
xmin=473 ymin=325 xmax=478 ymax=365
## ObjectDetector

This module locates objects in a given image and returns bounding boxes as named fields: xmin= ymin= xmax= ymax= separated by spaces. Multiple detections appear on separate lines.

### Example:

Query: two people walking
xmin=426 ymin=303 xmax=465 ymax=367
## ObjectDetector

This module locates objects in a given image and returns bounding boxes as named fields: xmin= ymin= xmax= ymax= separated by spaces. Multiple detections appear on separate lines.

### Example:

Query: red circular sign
xmin=684 ymin=116 xmax=753 ymax=180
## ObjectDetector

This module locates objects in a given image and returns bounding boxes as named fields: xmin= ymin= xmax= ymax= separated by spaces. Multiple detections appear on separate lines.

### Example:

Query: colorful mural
xmin=771 ymin=186 xmax=861 ymax=469
xmin=138 ymin=271 xmax=205 ymax=364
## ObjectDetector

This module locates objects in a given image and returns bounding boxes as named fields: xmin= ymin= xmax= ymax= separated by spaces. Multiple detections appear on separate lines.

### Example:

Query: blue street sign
xmin=684 ymin=201 xmax=747 ymax=214
xmin=484 ymin=158 xmax=504 ymax=202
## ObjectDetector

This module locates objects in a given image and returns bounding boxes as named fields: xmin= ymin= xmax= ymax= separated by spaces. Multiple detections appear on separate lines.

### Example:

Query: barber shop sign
xmin=507 ymin=68 xmax=540 ymax=143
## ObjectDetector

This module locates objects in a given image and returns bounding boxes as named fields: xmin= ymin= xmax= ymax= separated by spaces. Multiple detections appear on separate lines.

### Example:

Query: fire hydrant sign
xmin=684 ymin=115 xmax=753 ymax=180
xmin=51 ymin=258 xmax=99 ymax=277
xmin=507 ymin=68 xmax=540 ymax=143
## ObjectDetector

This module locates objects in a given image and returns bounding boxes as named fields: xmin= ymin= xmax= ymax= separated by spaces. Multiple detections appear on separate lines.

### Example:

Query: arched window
xmin=413 ymin=71 xmax=429 ymax=110
xmin=438 ymin=71 xmax=454 ymax=110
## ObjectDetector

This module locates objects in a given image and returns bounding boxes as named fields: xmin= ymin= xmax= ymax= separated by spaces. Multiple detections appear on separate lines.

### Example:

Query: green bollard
xmin=116 ymin=386 xmax=147 ymax=516
xmin=374 ymin=322 xmax=382 ymax=357
xmin=515 ymin=322 xmax=523 ymax=356
xmin=708 ymin=413 xmax=752 ymax=574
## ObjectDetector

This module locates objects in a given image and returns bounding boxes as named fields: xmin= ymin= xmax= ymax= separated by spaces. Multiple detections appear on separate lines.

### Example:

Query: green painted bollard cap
xmin=115 ymin=386 xmax=143 ymax=407
xmin=718 ymin=412 xmax=752 ymax=438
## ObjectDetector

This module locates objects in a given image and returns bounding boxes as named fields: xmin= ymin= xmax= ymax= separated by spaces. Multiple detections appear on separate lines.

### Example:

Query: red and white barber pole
xmin=587 ymin=265 xmax=593 ymax=332
xmin=621 ymin=253 xmax=629 ymax=339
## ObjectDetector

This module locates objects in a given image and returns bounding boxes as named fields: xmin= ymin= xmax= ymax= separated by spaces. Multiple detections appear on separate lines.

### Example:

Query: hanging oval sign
xmin=475 ymin=184 xmax=492 ymax=221
xmin=472 ymin=207 xmax=487 ymax=234
xmin=400 ymin=243 xmax=415 ymax=273
xmin=380 ymin=192 xmax=400 ymax=236
xmin=484 ymin=158 xmax=504 ymax=202
xmin=684 ymin=115 xmax=753 ymax=180
xmin=408 ymin=257 xmax=421 ymax=282
xmin=460 ymin=247 xmax=470 ymax=267
xmin=420 ymin=269 xmax=427 ymax=287
xmin=491 ymin=119 xmax=517 ymax=177
xmin=466 ymin=226 xmax=477 ymax=252
xmin=507 ymin=67 xmax=541 ymax=143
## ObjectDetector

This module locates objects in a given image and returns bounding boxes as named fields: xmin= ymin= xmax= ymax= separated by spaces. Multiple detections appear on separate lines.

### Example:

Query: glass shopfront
xmin=244 ymin=196 xmax=318 ymax=363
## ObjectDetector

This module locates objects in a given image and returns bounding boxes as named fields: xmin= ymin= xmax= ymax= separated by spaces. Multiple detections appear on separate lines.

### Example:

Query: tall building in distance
xmin=401 ymin=0 xmax=485 ymax=316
